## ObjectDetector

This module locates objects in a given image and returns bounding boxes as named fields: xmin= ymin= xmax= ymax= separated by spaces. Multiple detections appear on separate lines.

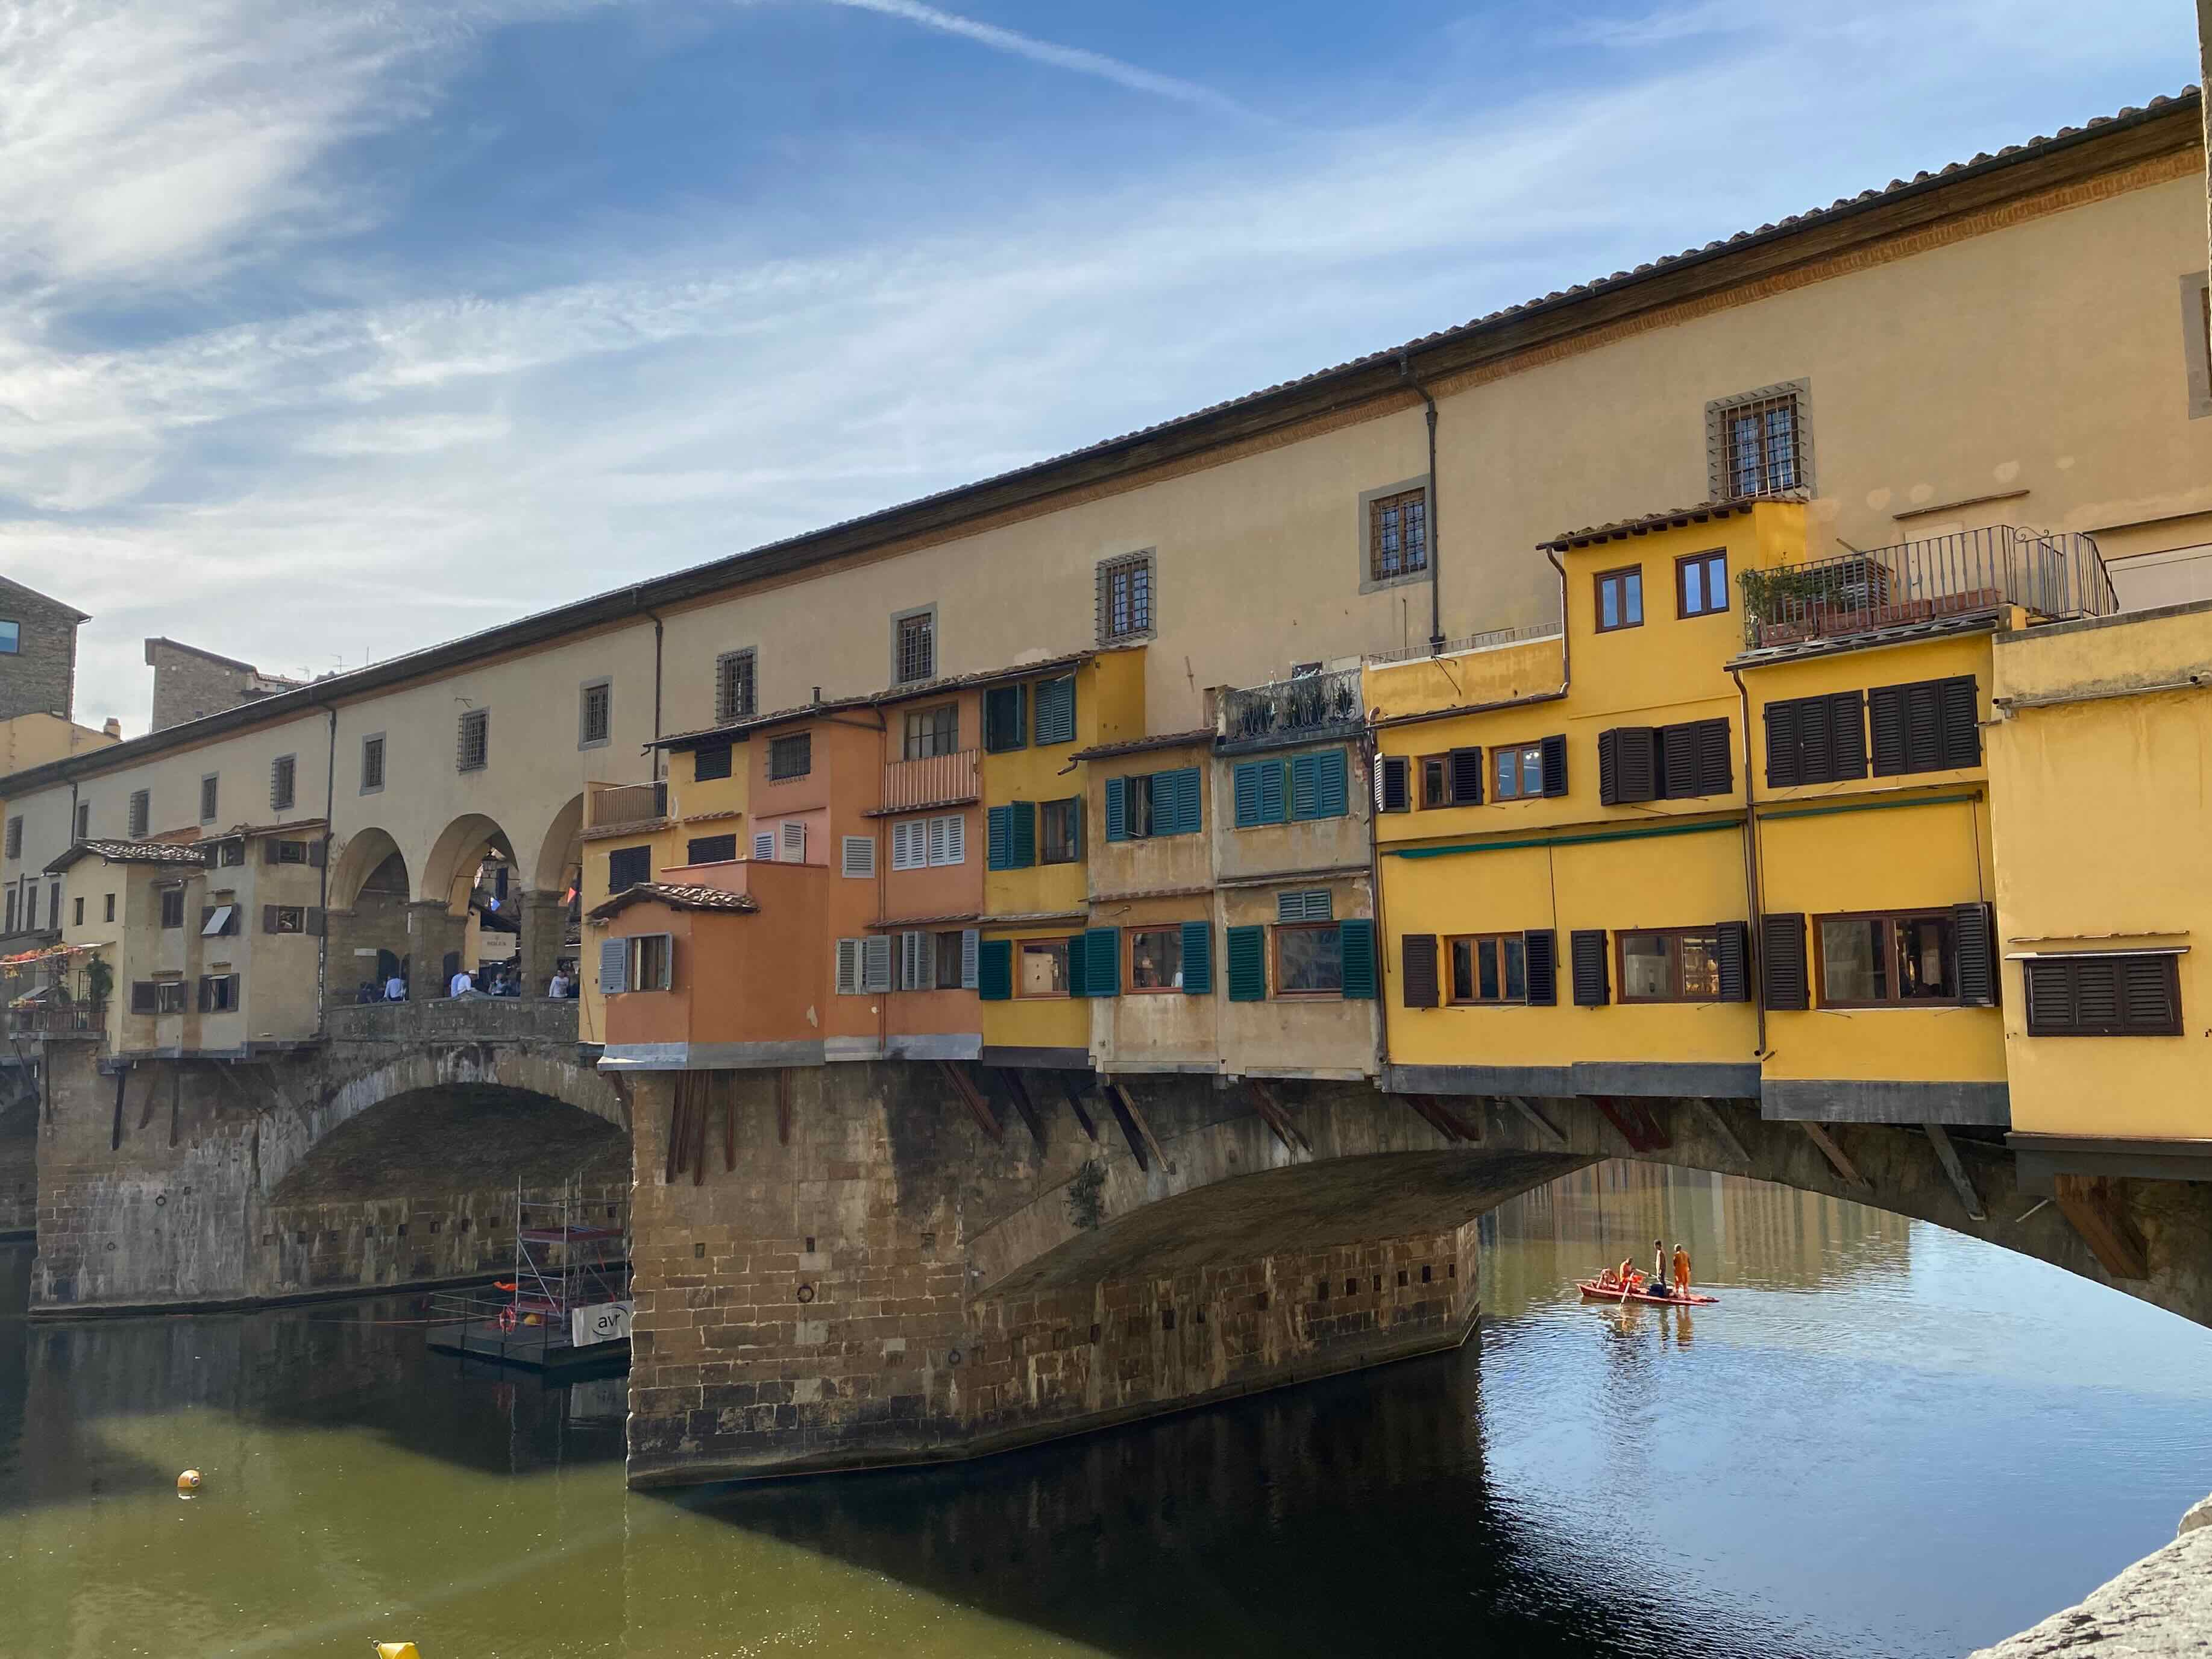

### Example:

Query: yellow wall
xmin=1989 ymin=603 xmax=2212 ymax=1139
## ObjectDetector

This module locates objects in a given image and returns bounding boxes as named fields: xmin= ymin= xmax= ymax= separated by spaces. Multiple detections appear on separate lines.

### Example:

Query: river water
xmin=5 ymin=1164 xmax=2210 ymax=1658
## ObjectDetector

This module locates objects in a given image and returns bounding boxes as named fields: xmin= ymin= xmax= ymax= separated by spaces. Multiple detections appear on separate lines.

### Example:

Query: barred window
xmin=893 ymin=608 xmax=935 ymax=685
xmin=1708 ymin=382 xmax=1811 ymax=499
xmin=1098 ymin=552 xmax=1154 ymax=643
xmin=128 ymin=790 xmax=149 ymax=839
xmin=579 ymin=679 xmax=612 ymax=748
xmin=715 ymin=649 xmax=756 ymax=722
xmin=768 ymin=733 xmax=811 ymax=781
xmin=1369 ymin=488 xmax=1428 ymax=582
xmin=360 ymin=734 xmax=386 ymax=793
xmin=201 ymin=775 xmax=219 ymax=822
xmin=457 ymin=709 xmax=489 ymax=772
xmin=271 ymin=754 xmax=296 ymax=812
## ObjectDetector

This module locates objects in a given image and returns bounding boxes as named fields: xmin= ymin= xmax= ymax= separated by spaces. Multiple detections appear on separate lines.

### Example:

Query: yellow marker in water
xmin=372 ymin=1645 xmax=421 ymax=1658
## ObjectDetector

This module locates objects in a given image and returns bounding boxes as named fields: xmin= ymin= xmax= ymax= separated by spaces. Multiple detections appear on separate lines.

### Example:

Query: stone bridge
xmin=620 ymin=1063 xmax=2212 ymax=1487
xmin=27 ymin=998 xmax=625 ymax=1313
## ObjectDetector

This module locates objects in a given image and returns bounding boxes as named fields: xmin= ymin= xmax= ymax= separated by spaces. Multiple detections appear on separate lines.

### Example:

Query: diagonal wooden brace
xmin=938 ymin=1060 xmax=1003 ymax=1141
xmin=1506 ymin=1095 xmax=1569 ymax=1150
xmin=2053 ymin=1174 xmax=2149 ymax=1281
xmin=1800 ymin=1120 xmax=1871 ymax=1191
xmin=996 ymin=1068 xmax=1048 ymax=1153
xmin=1923 ymin=1123 xmax=1984 ymax=1222
xmin=1058 ymin=1076 xmax=1100 ymax=1143
xmin=1108 ymin=1083 xmax=1172 ymax=1174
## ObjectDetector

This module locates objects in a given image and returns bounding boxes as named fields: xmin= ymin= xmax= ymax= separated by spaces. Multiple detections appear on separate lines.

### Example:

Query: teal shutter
xmin=1034 ymin=676 xmax=1076 ymax=746
xmin=1156 ymin=767 xmax=1201 ymax=834
xmin=1082 ymin=927 xmax=1120 ymax=996
xmin=1257 ymin=760 xmax=1286 ymax=824
xmin=1289 ymin=754 xmax=1319 ymax=819
xmin=1314 ymin=749 xmax=1349 ymax=818
xmin=1226 ymin=926 xmax=1267 ymax=1001
xmin=1105 ymin=776 xmax=1128 ymax=842
xmin=1180 ymin=920 xmax=1212 ymax=994
xmin=1066 ymin=934 xmax=1089 ymax=998
xmin=1339 ymin=918 xmax=1377 ymax=999
xmin=1010 ymin=800 xmax=1037 ymax=868
xmin=976 ymin=939 xmax=1013 ymax=1000
xmin=1181 ymin=767 xmax=1204 ymax=833
xmin=986 ymin=805 xmax=1013 ymax=870
xmin=985 ymin=685 xmax=1027 ymax=752
xmin=1234 ymin=761 xmax=1265 ymax=828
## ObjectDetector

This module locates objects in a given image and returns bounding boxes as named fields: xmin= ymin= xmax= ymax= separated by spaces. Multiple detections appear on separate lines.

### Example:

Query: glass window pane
xmin=1021 ymin=942 xmax=1067 ymax=996
xmin=1624 ymin=570 xmax=1643 ymax=625
xmin=1130 ymin=929 xmax=1183 ymax=990
xmin=1896 ymin=916 xmax=1956 ymax=999
xmin=1495 ymin=750 xmax=1517 ymax=799
xmin=1683 ymin=562 xmax=1705 ymax=614
xmin=1504 ymin=936 xmax=1526 ymax=1001
xmin=1621 ymin=934 xmax=1671 ymax=999
xmin=1450 ymin=938 xmax=1474 ymax=1002
xmin=1600 ymin=582 xmax=1619 ymax=629
xmin=1477 ymin=939 xmax=1499 ymax=1001
xmin=1280 ymin=927 xmax=1343 ymax=993
xmin=1821 ymin=919 xmax=1887 ymax=1003
xmin=1677 ymin=933 xmax=1722 ymax=999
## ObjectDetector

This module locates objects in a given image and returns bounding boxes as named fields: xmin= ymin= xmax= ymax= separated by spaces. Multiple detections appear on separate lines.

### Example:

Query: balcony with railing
xmin=586 ymin=780 xmax=668 ymax=830
xmin=877 ymin=748 xmax=980 ymax=815
xmin=1219 ymin=667 xmax=1364 ymax=753
xmin=1740 ymin=526 xmax=2117 ymax=652
xmin=7 ymin=999 xmax=107 ymax=1039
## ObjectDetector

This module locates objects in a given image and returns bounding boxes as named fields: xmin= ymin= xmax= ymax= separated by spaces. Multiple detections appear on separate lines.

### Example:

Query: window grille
xmin=1708 ymin=381 xmax=1812 ymax=499
xmin=360 ymin=735 xmax=386 ymax=792
xmin=457 ymin=709 xmax=489 ymax=772
xmin=715 ymin=649 xmax=756 ymax=722
xmin=1368 ymin=488 xmax=1428 ymax=582
xmin=580 ymin=681 xmax=612 ymax=747
xmin=200 ymin=775 xmax=219 ymax=822
xmin=128 ymin=790 xmax=149 ymax=839
xmin=768 ymin=733 xmax=811 ymax=779
xmin=271 ymin=754 xmax=296 ymax=812
xmin=1098 ymin=553 xmax=1154 ymax=643
xmin=894 ymin=609 xmax=935 ymax=684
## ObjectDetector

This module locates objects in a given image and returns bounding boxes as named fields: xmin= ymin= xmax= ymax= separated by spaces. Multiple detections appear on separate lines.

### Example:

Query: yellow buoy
xmin=372 ymin=1645 xmax=421 ymax=1659
xmin=176 ymin=1469 xmax=202 ymax=1494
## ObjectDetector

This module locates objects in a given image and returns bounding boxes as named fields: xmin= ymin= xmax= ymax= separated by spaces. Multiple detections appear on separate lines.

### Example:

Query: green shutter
xmin=976 ymin=939 xmax=1013 ymax=1001
xmin=1289 ymin=754 xmax=1319 ymax=820
xmin=1082 ymin=927 xmax=1120 ymax=996
xmin=1034 ymin=676 xmax=1076 ymax=746
xmin=1105 ymin=776 xmax=1128 ymax=842
xmin=1339 ymin=918 xmax=1377 ymax=999
xmin=986 ymin=805 xmax=1013 ymax=870
xmin=1155 ymin=767 xmax=1201 ymax=835
xmin=1226 ymin=925 xmax=1267 ymax=1001
xmin=985 ymin=685 xmax=1027 ymax=752
xmin=1314 ymin=749 xmax=1349 ymax=818
xmin=1233 ymin=761 xmax=1267 ymax=828
xmin=1010 ymin=800 xmax=1037 ymax=868
xmin=1180 ymin=920 xmax=1212 ymax=994
xmin=1066 ymin=934 xmax=1089 ymax=998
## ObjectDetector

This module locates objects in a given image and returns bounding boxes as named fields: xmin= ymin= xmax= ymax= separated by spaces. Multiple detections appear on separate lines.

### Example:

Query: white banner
xmin=570 ymin=1300 xmax=633 ymax=1348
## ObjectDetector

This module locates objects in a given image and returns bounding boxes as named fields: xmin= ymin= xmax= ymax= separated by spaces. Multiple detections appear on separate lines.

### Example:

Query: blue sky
xmin=0 ymin=0 xmax=2196 ymax=730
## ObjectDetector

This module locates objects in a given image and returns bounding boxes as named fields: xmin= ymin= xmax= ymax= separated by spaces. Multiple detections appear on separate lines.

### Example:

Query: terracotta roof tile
xmin=45 ymin=839 xmax=210 ymax=874
xmin=586 ymin=883 xmax=761 ymax=920
xmin=1540 ymin=493 xmax=1806 ymax=551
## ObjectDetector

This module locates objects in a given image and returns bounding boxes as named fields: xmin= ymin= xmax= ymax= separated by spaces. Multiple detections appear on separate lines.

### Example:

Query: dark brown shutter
xmin=1762 ymin=913 xmax=1808 ymax=1010
xmin=262 ymin=905 xmax=279 ymax=934
xmin=1938 ymin=676 xmax=1981 ymax=770
xmin=1598 ymin=728 xmax=1620 ymax=804
xmin=1828 ymin=691 xmax=1867 ymax=779
xmin=1696 ymin=717 xmax=1733 ymax=796
xmin=1796 ymin=696 xmax=1831 ymax=783
xmin=1903 ymin=680 xmax=1944 ymax=772
xmin=1524 ymin=929 xmax=1557 ymax=1006
xmin=1661 ymin=722 xmax=1698 ymax=799
xmin=199 ymin=905 xmax=215 ymax=933
xmin=2122 ymin=958 xmax=2181 ymax=1034
xmin=1539 ymin=734 xmax=1568 ymax=798
xmin=309 ymin=839 xmax=327 ymax=869
xmin=1765 ymin=700 xmax=1801 ymax=788
xmin=1952 ymin=902 xmax=1996 ymax=1007
xmin=1448 ymin=748 xmax=1484 ymax=805
xmin=262 ymin=837 xmax=280 ymax=864
xmin=1401 ymin=934 xmax=1439 ymax=1009
xmin=1868 ymin=684 xmax=1908 ymax=775
xmin=1599 ymin=728 xmax=1656 ymax=805
xmin=196 ymin=977 xmax=210 ymax=1013
xmin=1715 ymin=921 xmax=1750 ymax=1002
xmin=1571 ymin=929 xmax=1609 ymax=1006
xmin=306 ymin=908 xmax=325 ymax=937
xmin=1379 ymin=755 xmax=1410 ymax=812
xmin=2024 ymin=960 xmax=2075 ymax=1033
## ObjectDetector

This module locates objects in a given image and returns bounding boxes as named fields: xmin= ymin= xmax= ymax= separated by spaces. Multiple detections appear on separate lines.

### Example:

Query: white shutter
xmin=862 ymin=934 xmax=893 ymax=993
xmin=781 ymin=821 xmax=806 ymax=862
xmin=898 ymin=930 xmax=922 ymax=990
xmin=1372 ymin=754 xmax=1386 ymax=811
xmin=597 ymin=937 xmax=628 ymax=995
xmin=927 ymin=816 xmax=947 ymax=867
xmin=939 ymin=815 xmax=965 ymax=866
xmin=961 ymin=928 xmax=979 ymax=990
xmin=841 ymin=835 xmax=875 ymax=878
xmin=752 ymin=830 xmax=775 ymax=861
xmin=835 ymin=938 xmax=861 ymax=995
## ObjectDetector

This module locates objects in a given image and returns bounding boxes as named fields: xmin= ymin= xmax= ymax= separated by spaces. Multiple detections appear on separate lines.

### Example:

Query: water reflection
xmin=2 ymin=1166 xmax=2209 ymax=1659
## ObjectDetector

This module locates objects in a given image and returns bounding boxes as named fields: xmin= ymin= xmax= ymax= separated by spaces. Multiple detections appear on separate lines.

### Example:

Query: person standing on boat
xmin=1672 ymin=1243 xmax=1691 ymax=1299
xmin=1653 ymin=1240 xmax=1667 ymax=1297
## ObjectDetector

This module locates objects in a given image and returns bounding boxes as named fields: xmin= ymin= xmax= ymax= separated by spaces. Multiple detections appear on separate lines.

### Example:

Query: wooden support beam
xmin=1591 ymin=1095 xmax=1671 ymax=1154
xmin=1108 ymin=1083 xmax=1172 ymax=1173
xmin=2053 ymin=1174 xmax=2149 ymax=1281
xmin=1923 ymin=1123 xmax=1984 ymax=1222
xmin=723 ymin=1074 xmax=737 ymax=1172
xmin=937 ymin=1060 xmax=1003 ymax=1141
xmin=110 ymin=1064 xmax=127 ymax=1152
xmin=1058 ymin=1076 xmax=1100 ymax=1142
xmin=1799 ymin=1121 xmax=1871 ymax=1191
xmin=1505 ymin=1095 xmax=1569 ymax=1150
xmin=1100 ymin=1083 xmax=1149 ymax=1173
xmin=169 ymin=1064 xmax=182 ymax=1148
xmin=1399 ymin=1092 xmax=1478 ymax=1145
xmin=689 ymin=1072 xmax=709 ymax=1185
xmin=1245 ymin=1079 xmax=1311 ymax=1154
xmin=996 ymin=1068 xmax=1049 ymax=1153
xmin=775 ymin=1067 xmax=793 ymax=1147
xmin=1681 ymin=1096 xmax=1752 ymax=1168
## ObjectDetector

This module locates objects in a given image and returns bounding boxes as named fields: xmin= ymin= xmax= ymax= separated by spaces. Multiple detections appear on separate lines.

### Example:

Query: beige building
xmin=0 ymin=92 xmax=2204 ymax=1058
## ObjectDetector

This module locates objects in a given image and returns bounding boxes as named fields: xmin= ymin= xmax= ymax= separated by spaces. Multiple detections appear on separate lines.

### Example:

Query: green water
xmin=5 ymin=1165 xmax=2209 ymax=1657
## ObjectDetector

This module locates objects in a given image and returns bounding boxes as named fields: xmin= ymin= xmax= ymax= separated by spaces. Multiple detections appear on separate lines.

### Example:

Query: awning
xmin=201 ymin=905 xmax=234 ymax=937
xmin=2002 ymin=945 xmax=2190 ymax=960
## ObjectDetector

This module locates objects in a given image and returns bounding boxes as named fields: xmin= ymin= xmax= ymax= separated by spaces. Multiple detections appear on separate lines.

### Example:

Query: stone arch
xmin=419 ymin=812 xmax=518 ymax=909
xmin=533 ymin=793 xmax=584 ymax=895
xmin=328 ymin=826 xmax=409 ymax=911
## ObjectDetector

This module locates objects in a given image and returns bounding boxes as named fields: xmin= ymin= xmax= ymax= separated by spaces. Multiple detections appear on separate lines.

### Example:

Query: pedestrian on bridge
xmin=448 ymin=966 xmax=474 ymax=998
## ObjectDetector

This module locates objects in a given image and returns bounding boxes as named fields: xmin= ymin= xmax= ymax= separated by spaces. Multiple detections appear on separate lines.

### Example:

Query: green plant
xmin=1066 ymin=1158 xmax=1107 ymax=1231
xmin=83 ymin=955 xmax=113 ymax=1007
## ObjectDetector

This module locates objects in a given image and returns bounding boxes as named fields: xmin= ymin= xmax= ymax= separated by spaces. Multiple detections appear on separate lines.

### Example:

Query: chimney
xmin=102 ymin=719 xmax=121 ymax=739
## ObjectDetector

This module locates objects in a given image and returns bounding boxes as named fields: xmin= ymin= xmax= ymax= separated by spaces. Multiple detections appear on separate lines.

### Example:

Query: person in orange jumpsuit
xmin=1671 ymin=1243 xmax=1692 ymax=1298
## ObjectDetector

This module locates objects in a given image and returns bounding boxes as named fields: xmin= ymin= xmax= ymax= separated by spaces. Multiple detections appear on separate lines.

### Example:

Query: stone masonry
xmin=143 ymin=636 xmax=301 ymax=734
xmin=0 ymin=574 xmax=87 ymax=722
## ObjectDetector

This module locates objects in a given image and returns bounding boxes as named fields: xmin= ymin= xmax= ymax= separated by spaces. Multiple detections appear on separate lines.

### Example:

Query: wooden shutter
xmin=1765 ymin=699 xmax=1802 ymax=788
xmin=1598 ymin=728 xmax=1656 ymax=804
xmin=960 ymin=928 xmax=980 ymax=991
xmin=597 ymin=937 xmax=628 ymax=995
xmin=2121 ymin=957 xmax=2181 ymax=1034
xmin=835 ymin=938 xmax=861 ymax=995
xmin=841 ymin=836 xmax=875 ymax=878
xmin=1696 ymin=718 xmax=1733 ymax=797
xmin=781 ymin=822 xmax=806 ymax=862
xmin=1540 ymin=734 xmax=1568 ymax=798
xmin=1401 ymin=934 xmax=1439 ymax=1008
xmin=1277 ymin=889 xmax=1331 ymax=922
xmin=1104 ymin=776 xmax=1128 ymax=842
xmin=985 ymin=684 xmax=1026 ymax=752
xmin=1065 ymin=934 xmax=1088 ymax=998
xmin=1233 ymin=762 xmax=1267 ymax=828
xmin=1256 ymin=760 xmax=1286 ymax=824
xmin=1377 ymin=755 xmax=1410 ymax=813
xmin=1938 ymin=676 xmax=1981 ymax=769
xmin=1289 ymin=754 xmax=1319 ymax=820
xmin=1762 ymin=913 xmax=1809 ymax=1010
xmin=861 ymin=935 xmax=893 ymax=993
xmin=1448 ymin=747 xmax=1484 ymax=805
xmin=1314 ymin=749 xmax=1350 ymax=817
xmin=986 ymin=806 xmax=1012 ymax=869
xmin=1827 ymin=691 xmax=1868 ymax=779
xmin=1661 ymin=722 xmax=1700 ymax=799
xmin=1902 ymin=679 xmax=1945 ymax=772
xmin=1571 ymin=929 xmax=1609 ymax=1006
xmin=1180 ymin=920 xmax=1212 ymax=995
xmin=693 ymin=743 xmax=732 ymax=781
xmin=262 ymin=836 xmax=281 ymax=864
xmin=262 ymin=905 xmax=280 ymax=934
xmin=196 ymin=976 xmax=210 ymax=1013
xmin=1034 ymin=676 xmax=1076 ymax=747
xmin=1225 ymin=925 xmax=1267 ymax=1002
xmin=1174 ymin=768 xmax=1203 ymax=833
xmin=1868 ymin=684 xmax=1909 ymax=775
xmin=1715 ymin=921 xmax=1750 ymax=1002
xmin=1523 ymin=929 xmax=1558 ymax=1006
xmin=130 ymin=981 xmax=157 ymax=1015
xmin=1339 ymin=919 xmax=1377 ymax=998
xmin=1082 ymin=927 xmax=1120 ymax=996
xmin=1009 ymin=802 xmax=1035 ymax=868
xmin=1952 ymin=902 xmax=1996 ymax=1007
xmin=976 ymin=938 xmax=1012 ymax=1000
xmin=752 ymin=830 xmax=776 ymax=861
xmin=306 ymin=908 xmax=325 ymax=937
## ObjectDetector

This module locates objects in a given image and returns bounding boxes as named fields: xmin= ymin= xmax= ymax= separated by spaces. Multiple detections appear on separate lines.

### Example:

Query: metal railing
xmin=586 ymin=781 xmax=667 ymax=828
xmin=1221 ymin=667 xmax=1363 ymax=743
xmin=881 ymin=748 xmax=980 ymax=813
xmin=1741 ymin=526 xmax=2117 ymax=650
xmin=7 ymin=1001 xmax=107 ymax=1038
xmin=1366 ymin=624 xmax=1562 ymax=667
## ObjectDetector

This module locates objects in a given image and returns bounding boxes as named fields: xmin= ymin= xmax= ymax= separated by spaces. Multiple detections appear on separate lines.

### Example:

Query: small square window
xmin=893 ymin=607 xmax=936 ymax=685
xmin=579 ymin=679 xmax=612 ymax=748
xmin=1098 ymin=553 xmax=1154 ymax=643
xmin=768 ymin=733 xmax=811 ymax=781
xmin=360 ymin=734 xmax=386 ymax=793
xmin=1595 ymin=567 xmax=1644 ymax=632
xmin=0 ymin=619 xmax=17 ymax=655
xmin=199 ymin=775 xmax=219 ymax=823
xmin=1128 ymin=927 xmax=1184 ymax=992
xmin=159 ymin=888 xmax=185 ymax=930
xmin=1492 ymin=743 xmax=1545 ymax=801
xmin=1449 ymin=934 xmax=1526 ymax=1004
xmin=457 ymin=709 xmax=489 ymax=772
xmin=715 ymin=649 xmax=757 ymax=722
xmin=1708 ymin=380 xmax=1812 ymax=497
xmin=1040 ymin=798 xmax=1081 ymax=864
xmin=1275 ymin=924 xmax=1343 ymax=995
xmin=128 ymin=790 xmax=150 ymax=839
xmin=271 ymin=754 xmax=296 ymax=813
xmin=1019 ymin=939 xmax=1070 ymax=998
xmin=903 ymin=704 xmax=958 ymax=759
xmin=1677 ymin=550 xmax=1729 ymax=619
xmin=1367 ymin=486 xmax=1429 ymax=583
xmin=1618 ymin=930 xmax=1724 ymax=1003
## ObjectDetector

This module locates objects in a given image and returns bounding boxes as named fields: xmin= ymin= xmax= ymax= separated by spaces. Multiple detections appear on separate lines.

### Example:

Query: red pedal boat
xmin=1576 ymin=1277 xmax=1718 ymax=1306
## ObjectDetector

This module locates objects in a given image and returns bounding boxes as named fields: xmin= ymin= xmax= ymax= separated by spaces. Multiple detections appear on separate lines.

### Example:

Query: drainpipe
xmin=1730 ymin=669 xmax=1767 ymax=1059
xmin=639 ymin=597 xmax=665 ymax=783
xmin=317 ymin=703 xmax=337 ymax=1034
xmin=1361 ymin=725 xmax=1392 ymax=1087
xmin=1398 ymin=351 xmax=1445 ymax=655
xmin=1543 ymin=549 xmax=1573 ymax=699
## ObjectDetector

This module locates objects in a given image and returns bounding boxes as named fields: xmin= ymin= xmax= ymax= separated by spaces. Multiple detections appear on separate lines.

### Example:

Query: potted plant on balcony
xmin=83 ymin=954 xmax=113 ymax=1013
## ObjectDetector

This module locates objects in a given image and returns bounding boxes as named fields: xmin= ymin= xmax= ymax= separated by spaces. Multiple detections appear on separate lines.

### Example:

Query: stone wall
xmin=0 ymin=1090 xmax=37 ymax=1235
xmin=144 ymin=638 xmax=290 ymax=733
xmin=0 ymin=579 xmax=82 ymax=721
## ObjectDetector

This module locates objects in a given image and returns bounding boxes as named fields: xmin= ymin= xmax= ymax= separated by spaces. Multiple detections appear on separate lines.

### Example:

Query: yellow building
xmin=1370 ymin=497 xmax=2118 ymax=1135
